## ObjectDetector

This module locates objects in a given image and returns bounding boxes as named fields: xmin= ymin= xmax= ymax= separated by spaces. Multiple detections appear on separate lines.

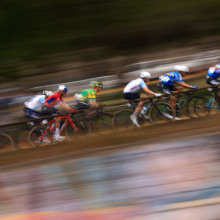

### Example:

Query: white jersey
xmin=123 ymin=78 xmax=148 ymax=93
xmin=24 ymin=95 xmax=45 ymax=112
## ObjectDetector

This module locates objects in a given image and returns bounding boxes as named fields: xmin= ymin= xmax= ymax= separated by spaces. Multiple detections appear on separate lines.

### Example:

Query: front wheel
xmin=0 ymin=133 xmax=14 ymax=152
xmin=65 ymin=119 xmax=90 ymax=141
xmin=149 ymin=102 xmax=175 ymax=125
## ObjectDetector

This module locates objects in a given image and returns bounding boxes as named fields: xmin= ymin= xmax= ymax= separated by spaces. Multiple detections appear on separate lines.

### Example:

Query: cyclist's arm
xmin=143 ymin=87 xmax=156 ymax=96
xmin=59 ymin=101 xmax=71 ymax=111
xmin=176 ymin=81 xmax=194 ymax=88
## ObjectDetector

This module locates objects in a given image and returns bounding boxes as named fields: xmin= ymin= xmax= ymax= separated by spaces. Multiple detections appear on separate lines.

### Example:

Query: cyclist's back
xmin=24 ymin=90 xmax=53 ymax=125
xmin=75 ymin=88 xmax=96 ymax=109
xmin=206 ymin=63 xmax=220 ymax=85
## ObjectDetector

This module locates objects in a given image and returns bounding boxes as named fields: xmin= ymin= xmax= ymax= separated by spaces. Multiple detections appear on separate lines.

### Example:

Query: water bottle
xmin=141 ymin=106 xmax=148 ymax=115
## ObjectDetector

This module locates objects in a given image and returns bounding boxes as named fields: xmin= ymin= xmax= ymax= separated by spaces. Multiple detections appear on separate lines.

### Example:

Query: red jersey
xmin=44 ymin=91 xmax=63 ymax=107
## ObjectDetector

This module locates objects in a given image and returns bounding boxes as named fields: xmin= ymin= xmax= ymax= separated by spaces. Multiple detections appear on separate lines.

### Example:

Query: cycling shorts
xmin=23 ymin=107 xmax=43 ymax=119
xmin=41 ymin=105 xmax=58 ymax=116
xmin=123 ymin=92 xmax=140 ymax=100
xmin=206 ymin=76 xmax=220 ymax=86
xmin=75 ymin=101 xmax=89 ymax=109
xmin=157 ymin=82 xmax=174 ymax=95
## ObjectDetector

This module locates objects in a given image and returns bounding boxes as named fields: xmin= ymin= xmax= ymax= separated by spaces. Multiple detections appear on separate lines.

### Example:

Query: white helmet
xmin=140 ymin=71 xmax=151 ymax=79
xmin=174 ymin=65 xmax=189 ymax=72
xmin=43 ymin=90 xmax=53 ymax=97
xmin=57 ymin=85 xmax=68 ymax=92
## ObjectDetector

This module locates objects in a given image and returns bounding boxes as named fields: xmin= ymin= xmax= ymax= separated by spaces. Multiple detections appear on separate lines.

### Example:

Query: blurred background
xmin=0 ymin=0 xmax=220 ymax=122
xmin=0 ymin=0 xmax=219 ymax=88
xmin=0 ymin=0 xmax=220 ymax=219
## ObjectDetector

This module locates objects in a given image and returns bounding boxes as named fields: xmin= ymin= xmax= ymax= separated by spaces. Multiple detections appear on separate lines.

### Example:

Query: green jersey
xmin=76 ymin=89 xmax=96 ymax=103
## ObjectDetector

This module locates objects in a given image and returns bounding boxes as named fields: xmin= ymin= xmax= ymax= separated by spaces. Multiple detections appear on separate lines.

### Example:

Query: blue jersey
xmin=207 ymin=64 xmax=220 ymax=78
xmin=159 ymin=72 xmax=183 ymax=86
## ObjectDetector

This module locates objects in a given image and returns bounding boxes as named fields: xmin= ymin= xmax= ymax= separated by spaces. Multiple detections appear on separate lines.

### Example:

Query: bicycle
xmin=168 ymin=90 xmax=202 ymax=119
xmin=193 ymin=86 xmax=220 ymax=117
xmin=73 ymin=105 xmax=113 ymax=135
xmin=112 ymin=97 xmax=175 ymax=129
xmin=0 ymin=132 xmax=14 ymax=152
xmin=28 ymin=112 xmax=90 ymax=147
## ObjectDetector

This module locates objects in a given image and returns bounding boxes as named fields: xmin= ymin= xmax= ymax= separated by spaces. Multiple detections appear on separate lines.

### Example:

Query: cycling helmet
xmin=174 ymin=65 xmax=189 ymax=72
xmin=140 ymin=71 xmax=151 ymax=79
xmin=90 ymin=81 xmax=103 ymax=88
xmin=43 ymin=90 xmax=53 ymax=97
xmin=57 ymin=85 xmax=68 ymax=92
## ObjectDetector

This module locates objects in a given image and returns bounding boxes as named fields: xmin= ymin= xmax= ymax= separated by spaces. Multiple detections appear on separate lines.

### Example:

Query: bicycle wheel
xmin=65 ymin=119 xmax=90 ymax=141
xmin=185 ymin=97 xmax=200 ymax=119
xmin=112 ymin=108 xmax=133 ymax=129
xmin=193 ymin=96 xmax=210 ymax=117
xmin=0 ymin=133 xmax=14 ymax=152
xmin=91 ymin=112 xmax=113 ymax=134
xmin=28 ymin=125 xmax=53 ymax=147
xmin=149 ymin=102 xmax=175 ymax=125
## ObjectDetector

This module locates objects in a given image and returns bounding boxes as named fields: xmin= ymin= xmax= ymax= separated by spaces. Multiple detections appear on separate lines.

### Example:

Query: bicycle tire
xmin=65 ymin=119 xmax=91 ymax=141
xmin=28 ymin=125 xmax=53 ymax=148
xmin=185 ymin=97 xmax=199 ymax=119
xmin=193 ymin=96 xmax=210 ymax=117
xmin=0 ymin=133 xmax=14 ymax=152
xmin=90 ymin=112 xmax=113 ymax=134
xmin=149 ymin=102 xmax=175 ymax=125
xmin=112 ymin=108 xmax=133 ymax=129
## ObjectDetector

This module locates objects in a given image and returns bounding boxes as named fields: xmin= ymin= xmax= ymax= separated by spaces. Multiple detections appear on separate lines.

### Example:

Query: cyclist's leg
xmin=173 ymin=85 xmax=183 ymax=111
xmin=76 ymin=101 xmax=94 ymax=119
xmin=41 ymin=106 xmax=64 ymax=141
xmin=157 ymin=83 xmax=175 ymax=108
xmin=124 ymin=92 xmax=141 ymax=127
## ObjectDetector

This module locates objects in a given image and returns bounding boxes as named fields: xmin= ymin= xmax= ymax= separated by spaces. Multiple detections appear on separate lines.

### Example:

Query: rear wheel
xmin=0 ymin=133 xmax=14 ymax=152
xmin=194 ymin=97 xmax=210 ymax=117
xmin=28 ymin=125 xmax=53 ymax=147
xmin=149 ymin=102 xmax=175 ymax=125
xmin=112 ymin=109 xmax=133 ymax=129
xmin=185 ymin=97 xmax=199 ymax=119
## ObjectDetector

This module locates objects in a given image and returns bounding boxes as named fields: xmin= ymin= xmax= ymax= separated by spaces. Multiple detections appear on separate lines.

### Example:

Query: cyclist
xmin=42 ymin=85 xmax=75 ymax=142
xmin=74 ymin=81 xmax=103 ymax=117
xmin=24 ymin=90 xmax=53 ymax=126
xmin=123 ymin=71 xmax=162 ymax=128
xmin=206 ymin=63 xmax=220 ymax=97
xmin=157 ymin=65 xmax=197 ymax=118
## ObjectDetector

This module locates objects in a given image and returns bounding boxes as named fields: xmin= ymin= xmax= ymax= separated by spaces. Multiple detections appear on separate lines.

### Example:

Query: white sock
xmin=55 ymin=128 xmax=60 ymax=137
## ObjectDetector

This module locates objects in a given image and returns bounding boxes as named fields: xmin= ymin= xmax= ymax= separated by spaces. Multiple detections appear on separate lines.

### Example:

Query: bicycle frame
xmin=206 ymin=96 xmax=217 ymax=109
xmin=206 ymin=87 xmax=220 ymax=109
xmin=38 ymin=114 xmax=79 ymax=141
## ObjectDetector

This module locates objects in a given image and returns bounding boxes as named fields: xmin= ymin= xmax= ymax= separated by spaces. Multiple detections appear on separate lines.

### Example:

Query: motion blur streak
xmin=0 ymin=133 xmax=220 ymax=219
